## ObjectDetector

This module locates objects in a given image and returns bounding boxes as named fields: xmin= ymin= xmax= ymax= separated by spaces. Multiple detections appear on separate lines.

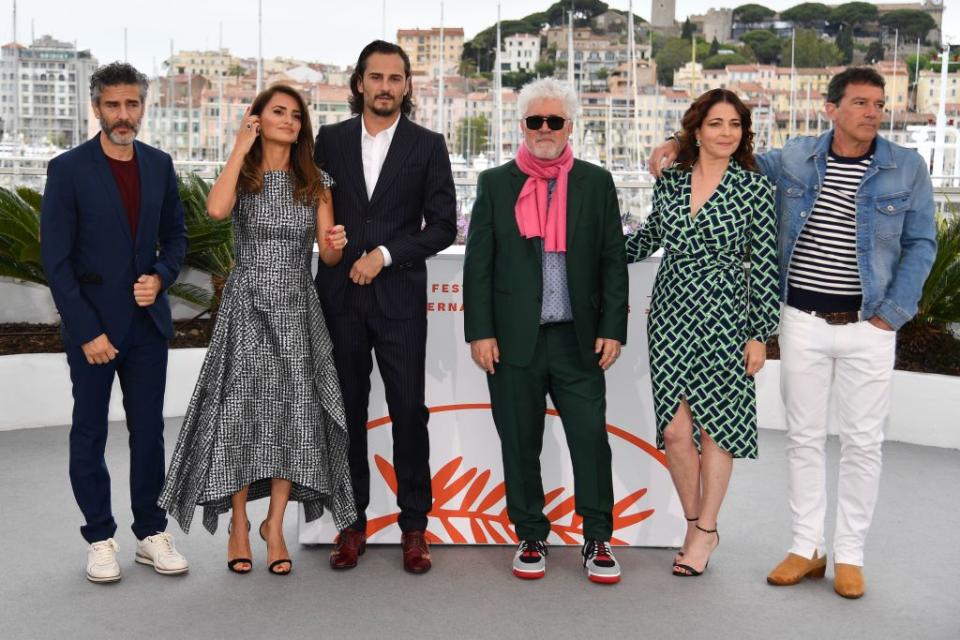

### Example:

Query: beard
xmin=100 ymin=116 xmax=141 ymax=145
xmin=528 ymin=138 xmax=565 ymax=160
xmin=366 ymin=93 xmax=402 ymax=118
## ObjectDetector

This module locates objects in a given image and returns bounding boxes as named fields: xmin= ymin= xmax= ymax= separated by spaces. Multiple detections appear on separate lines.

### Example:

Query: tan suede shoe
xmin=834 ymin=563 xmax=865 ymax=599
xmin=766 ymin=552 xmax=827 ymax=586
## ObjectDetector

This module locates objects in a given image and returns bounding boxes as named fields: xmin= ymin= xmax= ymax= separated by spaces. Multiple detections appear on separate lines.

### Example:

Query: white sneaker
xmin=87 ymin=538 xmax=121 ymax=583
xmin=135 ymin=532 xmax=189 ymax=575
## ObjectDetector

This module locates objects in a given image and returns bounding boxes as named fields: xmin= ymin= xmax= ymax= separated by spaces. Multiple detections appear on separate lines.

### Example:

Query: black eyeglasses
xmin=525 ymin=115 xmax=567 ymax=131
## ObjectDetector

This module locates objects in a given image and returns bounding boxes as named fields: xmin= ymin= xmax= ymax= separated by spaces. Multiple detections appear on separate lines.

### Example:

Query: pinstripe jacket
xmin=313 ymin=115 xmax=457 ymax=319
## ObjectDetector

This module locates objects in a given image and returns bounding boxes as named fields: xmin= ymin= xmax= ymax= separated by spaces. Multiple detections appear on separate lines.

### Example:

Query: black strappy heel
xmin=260 ymin=521 xmax=292 ymax=575
xmin=673 ymin=524 xmax=719 ymax=577
xmin=227 ymin=520 xmax=252 ymax=574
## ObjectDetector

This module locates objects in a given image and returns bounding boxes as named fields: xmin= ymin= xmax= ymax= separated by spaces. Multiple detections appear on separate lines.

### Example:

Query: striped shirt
xmin=787 ymin=144 xmax=873 ymax=313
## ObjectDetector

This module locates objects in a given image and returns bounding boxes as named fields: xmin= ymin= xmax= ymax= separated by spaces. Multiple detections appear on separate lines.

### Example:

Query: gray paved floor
xmin=0 ymin=420 xmax=957 ymax=640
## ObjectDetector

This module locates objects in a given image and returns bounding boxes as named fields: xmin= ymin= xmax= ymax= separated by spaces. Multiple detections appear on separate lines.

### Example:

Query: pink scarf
xmin=514 ymin=143 xmax=574 ymax=253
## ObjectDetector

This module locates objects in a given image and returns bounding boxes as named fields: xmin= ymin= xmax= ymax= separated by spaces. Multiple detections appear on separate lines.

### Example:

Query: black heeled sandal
xmin=673 ymin=524 xmax=719 ymax=577
xmin=227 ymin=520 xmax=252 ymax=574
xmin=674 ymin=515 xmax=699 ymax=563
xmin=260 ymin=521 xmax=292 ymax=575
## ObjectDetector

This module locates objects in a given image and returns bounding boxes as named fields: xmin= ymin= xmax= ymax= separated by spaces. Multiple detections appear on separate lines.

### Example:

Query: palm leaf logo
xmin=366 ymin=455 xmax=654 ymax=545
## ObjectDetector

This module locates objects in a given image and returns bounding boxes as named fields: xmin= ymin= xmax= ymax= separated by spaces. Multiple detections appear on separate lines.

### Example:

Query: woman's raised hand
xmin=235 ymin=108 xmax=260 ymax=155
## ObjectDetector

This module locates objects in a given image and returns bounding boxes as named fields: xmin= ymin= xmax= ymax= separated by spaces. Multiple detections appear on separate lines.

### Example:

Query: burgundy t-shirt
xmin=106 ymin=153 xmax=141 ymax=240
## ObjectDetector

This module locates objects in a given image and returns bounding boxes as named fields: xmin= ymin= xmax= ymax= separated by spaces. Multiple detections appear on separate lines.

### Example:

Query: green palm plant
xmin=1 ymin=177 xmax=235 ymax=322
xmin=0 ymin=186 xmax=45 ymax=285
xmin=915 ymin=213 xmax=960 ymax=325
xmin=170 ymin=173 xmax=235 ymax=317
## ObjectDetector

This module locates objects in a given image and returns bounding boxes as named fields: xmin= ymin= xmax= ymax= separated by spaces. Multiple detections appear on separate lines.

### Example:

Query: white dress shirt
xmin=361 ymin=114 xmax=401 ymax=267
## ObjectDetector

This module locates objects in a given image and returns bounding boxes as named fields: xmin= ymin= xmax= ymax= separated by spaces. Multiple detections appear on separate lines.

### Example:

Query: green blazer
xmin=463 ymin=159 xmax=628 ymax=369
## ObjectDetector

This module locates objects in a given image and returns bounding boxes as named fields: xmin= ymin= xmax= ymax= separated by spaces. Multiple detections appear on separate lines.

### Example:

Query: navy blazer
xmin=40 ymin=134 xmax=188 ymax=347
xmin=313 ymin=115 xmax=457 ymax=319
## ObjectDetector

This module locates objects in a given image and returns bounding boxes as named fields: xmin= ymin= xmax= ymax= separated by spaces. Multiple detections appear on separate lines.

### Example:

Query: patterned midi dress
xmin=159 ymin=171 xmax=357 ymax=533
xmin=625 ymin=162 xmax=780 ymax=459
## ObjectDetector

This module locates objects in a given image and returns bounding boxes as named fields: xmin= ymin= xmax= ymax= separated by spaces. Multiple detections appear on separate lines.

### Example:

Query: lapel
xmin=506 ymin=161 xmax=529 ymax=213
xmin=369 ymin=115 xmax=416 ymax=208
xmin=88 ymin=133 xmax=134 ymax=245
xmin=339 ymin=116 xmax=369 ymax=204
xmin=506 ymin=161 xmax=537 ymax=265
xmin=133 ymin=140 xmax=149 ymax=247
xmin=564 ymin=160 xmax=587 ymax=254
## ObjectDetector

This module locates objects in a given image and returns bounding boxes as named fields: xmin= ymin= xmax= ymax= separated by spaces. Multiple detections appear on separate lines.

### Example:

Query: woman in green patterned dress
xmin=626 ymin=89 xmax=780 ymax=576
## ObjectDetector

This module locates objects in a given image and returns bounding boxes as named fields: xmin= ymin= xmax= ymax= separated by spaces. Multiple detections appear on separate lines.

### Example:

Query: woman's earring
xmin=695 ymin=138 xmax=701 ymax=147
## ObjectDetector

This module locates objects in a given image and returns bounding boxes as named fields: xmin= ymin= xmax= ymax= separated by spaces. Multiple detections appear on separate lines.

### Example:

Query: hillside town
xmin=0 ymin=1 xmax=955 ymax=178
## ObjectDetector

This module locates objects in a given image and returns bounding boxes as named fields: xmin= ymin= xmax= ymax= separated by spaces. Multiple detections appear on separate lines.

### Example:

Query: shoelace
xmin=519 ymin=540 xmax=547 ymax=559
xmin=91 ymin=540 xmax=118 ymax=564
xmin=582 ymin=540 xmax=613 ymax=565
xmin=594 ymin=541 xmax=612 ymax=561
xmin=148 ymin=532 xmax=175 ymax=555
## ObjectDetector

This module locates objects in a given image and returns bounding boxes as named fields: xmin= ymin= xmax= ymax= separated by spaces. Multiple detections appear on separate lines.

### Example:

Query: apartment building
xmin=502 ymin=33 xmax=541 ymax=73
xmin=397 ymin=27 xmax=464 ymax=78
xmin=0 ymin=35 xmax=97 ymax=147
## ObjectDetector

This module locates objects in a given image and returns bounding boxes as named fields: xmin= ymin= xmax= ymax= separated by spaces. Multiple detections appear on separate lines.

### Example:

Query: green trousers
xmin=487 ymin=322 xmax=614 ymax=541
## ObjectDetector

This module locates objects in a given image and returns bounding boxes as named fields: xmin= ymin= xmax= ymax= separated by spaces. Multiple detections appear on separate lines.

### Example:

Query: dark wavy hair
xmin=238 ymin=84 xmax=327 ymax=206
xmin=90 ymin=62 xmax=149 ymax=105
xmin=677 ymin=88 xmax=757 ymax=172
xmin=348 ymin=40 xmax=413 ymax=117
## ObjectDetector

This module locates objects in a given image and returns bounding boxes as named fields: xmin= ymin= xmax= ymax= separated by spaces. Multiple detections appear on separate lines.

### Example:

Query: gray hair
xmin=517 ymin=78 xmax=578 ymax=120
xmin=90 ymin=62 xmax=149 ymax=105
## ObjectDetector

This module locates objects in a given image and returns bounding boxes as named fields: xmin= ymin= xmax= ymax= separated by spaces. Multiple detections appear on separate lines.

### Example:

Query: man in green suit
xmin=463 ymin=78 xmax=628 ymax=584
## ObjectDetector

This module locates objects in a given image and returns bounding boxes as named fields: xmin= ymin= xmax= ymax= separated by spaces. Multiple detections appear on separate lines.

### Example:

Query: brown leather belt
xmin=796 ymin=308 xmax=861 ymax=325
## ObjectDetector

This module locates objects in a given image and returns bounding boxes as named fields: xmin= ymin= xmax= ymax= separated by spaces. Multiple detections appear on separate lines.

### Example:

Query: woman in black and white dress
xmin=159 ymin=84 xmax=356 ymax=575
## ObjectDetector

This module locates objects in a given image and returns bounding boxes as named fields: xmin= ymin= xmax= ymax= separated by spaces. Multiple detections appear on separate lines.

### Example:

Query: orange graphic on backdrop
xmin=364 ymin=404 xmax=662 ymax=545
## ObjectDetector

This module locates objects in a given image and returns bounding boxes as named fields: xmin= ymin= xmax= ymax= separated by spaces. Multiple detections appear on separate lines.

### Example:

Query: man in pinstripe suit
xmin=314 ymin=41 xmax=457 ymax=574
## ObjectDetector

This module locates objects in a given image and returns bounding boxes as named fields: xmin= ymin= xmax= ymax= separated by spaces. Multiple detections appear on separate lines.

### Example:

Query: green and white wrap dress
xmin=625 ymin=161 xmax=780 ymax=459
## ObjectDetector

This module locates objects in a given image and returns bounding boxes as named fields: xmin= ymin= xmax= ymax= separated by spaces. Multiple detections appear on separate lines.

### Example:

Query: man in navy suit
xmin=41 ymin=62 xmax=189 ymax=583
xmin=315 ymin=41 xmax=457 ymax=574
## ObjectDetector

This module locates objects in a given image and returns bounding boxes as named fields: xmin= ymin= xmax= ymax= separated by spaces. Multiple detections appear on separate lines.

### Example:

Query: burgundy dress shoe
xmin=401 ymin=531 xmax=432 ymax=574
xmin=330 ymin=528 xmax=366 ymax=570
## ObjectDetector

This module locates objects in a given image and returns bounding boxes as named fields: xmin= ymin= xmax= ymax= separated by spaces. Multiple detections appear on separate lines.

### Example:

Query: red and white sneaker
xmin=582 ymin=540 xmax=621 ymax=584
xmin=512 ymin=540 xmax=547 ymax=579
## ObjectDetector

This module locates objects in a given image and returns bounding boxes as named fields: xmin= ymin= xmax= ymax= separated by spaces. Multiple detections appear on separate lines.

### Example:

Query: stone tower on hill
xmin=651 ymin=0 xmax=676 ymax=29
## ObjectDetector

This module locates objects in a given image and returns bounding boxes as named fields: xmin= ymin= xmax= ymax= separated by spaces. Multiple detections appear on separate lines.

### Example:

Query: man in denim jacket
xmin=649 ymin=67 xmax=937 ymax=598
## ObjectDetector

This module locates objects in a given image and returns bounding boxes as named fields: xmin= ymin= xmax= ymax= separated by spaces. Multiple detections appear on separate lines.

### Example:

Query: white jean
xmin=778 ymin=305 xmax=896 ymax=566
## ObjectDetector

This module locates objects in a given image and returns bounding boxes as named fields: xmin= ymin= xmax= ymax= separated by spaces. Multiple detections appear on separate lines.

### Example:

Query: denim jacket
xmin=755 ymin=131 xmax=937 ymax=330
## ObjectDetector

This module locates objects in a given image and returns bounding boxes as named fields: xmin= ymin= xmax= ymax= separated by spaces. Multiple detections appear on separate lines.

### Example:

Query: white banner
xmin=299 ymin=251 xmax=683 ymax=547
